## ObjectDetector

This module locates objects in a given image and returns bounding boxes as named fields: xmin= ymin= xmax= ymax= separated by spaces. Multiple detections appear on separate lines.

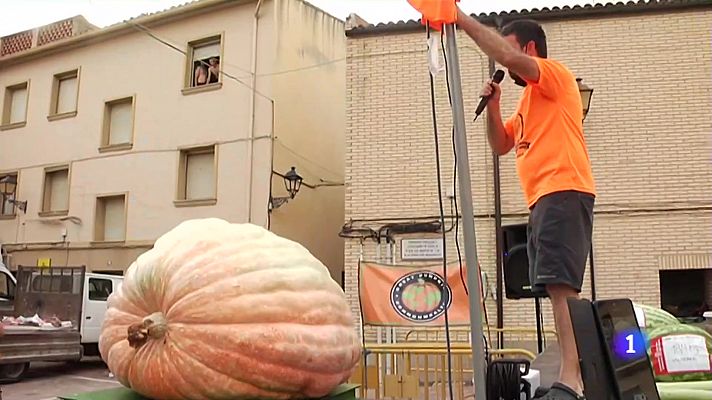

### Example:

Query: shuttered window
xmin=52 ymin=70 xmax=79 ymax=116
xmin=101 ymin=96 xmax=134 ymax=151
xmin=42 ymin=167 xmax=69 ymax=213
xmin=176 ymin=145 xmax=217 ymax=206
xmin=95 ymin=195 xmax=126 ymax=242
xmin=2 ymin=81 xmax=28 ymax=127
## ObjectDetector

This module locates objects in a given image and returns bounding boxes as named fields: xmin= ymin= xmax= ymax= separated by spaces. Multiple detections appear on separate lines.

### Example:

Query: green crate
xmin=58 ymin=384 xmax=359 ymax=400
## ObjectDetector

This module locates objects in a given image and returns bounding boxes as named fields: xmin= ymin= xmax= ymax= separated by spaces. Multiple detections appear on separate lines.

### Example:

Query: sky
xmin=0 ymin=0 xmax=609 ymax=37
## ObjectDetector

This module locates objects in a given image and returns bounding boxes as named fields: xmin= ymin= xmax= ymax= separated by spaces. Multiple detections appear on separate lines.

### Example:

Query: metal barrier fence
xmin=402 ymin=326 xmax=558 ymax=351
xmin=348 ymin=342 xmax=538 ymax=400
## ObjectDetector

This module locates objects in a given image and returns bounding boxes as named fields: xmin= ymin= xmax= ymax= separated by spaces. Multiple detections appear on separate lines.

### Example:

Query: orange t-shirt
xmin=504 ymin=57 xmax=596 ymax=208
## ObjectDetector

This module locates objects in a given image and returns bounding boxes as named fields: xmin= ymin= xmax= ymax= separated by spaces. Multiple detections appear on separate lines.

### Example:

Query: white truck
xmin=0 ymin=258 xmax=123 ymax=382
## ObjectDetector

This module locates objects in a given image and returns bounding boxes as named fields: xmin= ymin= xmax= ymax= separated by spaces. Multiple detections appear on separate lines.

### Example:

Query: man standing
xmin=407 ymin=2 xmax=596 ymax=399
xmin=460 ymin=9 xmax=595 ymax=400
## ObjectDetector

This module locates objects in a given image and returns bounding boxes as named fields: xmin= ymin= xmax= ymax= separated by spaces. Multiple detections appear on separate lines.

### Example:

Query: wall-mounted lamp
xmin=577 ymin=77 xmax=594 ymax=122
xmin=269 ymin=166 xmax=303 ymax=210
xmin=0 ymin=175 xmax=27 ymax=214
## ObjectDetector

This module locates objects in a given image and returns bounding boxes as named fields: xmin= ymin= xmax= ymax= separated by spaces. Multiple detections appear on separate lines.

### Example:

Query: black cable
xmin=540 ymin=303 xmax=547 ymax=348
xmin=427 ymin=24 xmax=455 ymax=400
xmin=487 ymin=361 xmax=525 ymax=400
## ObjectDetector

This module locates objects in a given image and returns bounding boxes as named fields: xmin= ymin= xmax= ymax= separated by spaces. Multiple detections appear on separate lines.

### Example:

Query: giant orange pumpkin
xmin=99 ymin=218 xmax=361 ymax=399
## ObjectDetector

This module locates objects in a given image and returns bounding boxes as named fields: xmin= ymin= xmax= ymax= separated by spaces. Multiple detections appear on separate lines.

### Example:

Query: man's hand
xmin=480 ymin=80 xmax=513 ymax=156
xmin=407 ymin=0 xmax=459 ymax=30
xmin=455 ymin=8 xmax=540 ymax=84
xmin=480 ymin=79 xmax=502 ymax=104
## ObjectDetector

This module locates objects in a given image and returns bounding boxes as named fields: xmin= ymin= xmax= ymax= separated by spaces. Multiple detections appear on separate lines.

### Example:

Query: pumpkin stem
xmin=127 ymin=312 xmax=168 ymax=349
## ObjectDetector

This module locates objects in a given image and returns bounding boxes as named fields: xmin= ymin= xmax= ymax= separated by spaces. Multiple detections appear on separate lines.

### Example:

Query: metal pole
xmin=535 ymin=297 xmax=543 ymax=354
xmin=488 ymin=55 xmax=505 ymax=350
xmin=491 ymin=17 xmax=505 ymax=352
xmin=443 ymin=23 xmax=487 ymax=400
xmin=589 ymin=241 xmax=596 ymax=301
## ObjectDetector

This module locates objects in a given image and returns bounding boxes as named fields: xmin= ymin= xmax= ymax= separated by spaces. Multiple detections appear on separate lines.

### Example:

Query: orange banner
xmin=359 ymin=261 xmax=471 ymax=326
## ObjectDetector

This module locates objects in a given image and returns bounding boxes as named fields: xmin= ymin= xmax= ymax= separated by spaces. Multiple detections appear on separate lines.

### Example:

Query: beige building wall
xmin=269 ymin=0 xmax=347 ymax=284
xmin=344 ymin=6 xmax=712 ymax=339
xmin=0 ymin=0 xmax=346 ymax=278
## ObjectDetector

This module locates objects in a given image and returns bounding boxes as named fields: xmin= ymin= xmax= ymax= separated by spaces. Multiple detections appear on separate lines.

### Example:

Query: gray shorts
xmin=527 ymin=190 xmax=595 ymax=295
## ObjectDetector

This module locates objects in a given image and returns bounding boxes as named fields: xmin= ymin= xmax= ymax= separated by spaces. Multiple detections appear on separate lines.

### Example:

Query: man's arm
xmin=456 ymin=9 xmax=540 ymax=83
xmin=487 ymin=102 xmax=514 ymax=156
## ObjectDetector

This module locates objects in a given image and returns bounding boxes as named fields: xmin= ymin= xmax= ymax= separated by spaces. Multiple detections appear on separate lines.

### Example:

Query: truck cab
xmin=79 ymin=273 xmax=123 ymax=345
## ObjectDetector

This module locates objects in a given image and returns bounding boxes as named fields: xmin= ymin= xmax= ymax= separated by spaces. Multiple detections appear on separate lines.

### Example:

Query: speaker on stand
xmin=502 ymin=224 xmax=548 ymax=354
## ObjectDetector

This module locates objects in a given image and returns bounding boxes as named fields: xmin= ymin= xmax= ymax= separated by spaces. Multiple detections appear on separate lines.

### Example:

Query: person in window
xmin=207 ymin=57 xmax=220 ymax=84
xmin=194 ymin=63 xmax=208 ymax=86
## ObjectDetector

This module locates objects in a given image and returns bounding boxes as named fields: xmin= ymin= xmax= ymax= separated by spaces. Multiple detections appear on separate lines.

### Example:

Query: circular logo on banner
xmin=390 ymin=271 xmax=452 ymax=323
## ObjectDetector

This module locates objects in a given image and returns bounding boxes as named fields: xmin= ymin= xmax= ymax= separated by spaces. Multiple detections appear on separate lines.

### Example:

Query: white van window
xmin=88 ymin=278 xmax=113 ymax=301
xmin=0 ymin=273 xmax=7 ymax=297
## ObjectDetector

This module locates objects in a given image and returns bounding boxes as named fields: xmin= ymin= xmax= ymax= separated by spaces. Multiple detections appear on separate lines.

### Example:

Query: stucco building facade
xmin=0 ymin=0 xmax=347 ymax=284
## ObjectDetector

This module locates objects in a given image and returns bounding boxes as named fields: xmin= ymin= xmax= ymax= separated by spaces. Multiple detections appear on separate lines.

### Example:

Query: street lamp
xmin=0 ymin=175 xmax=27 ymax=214
xmin=577 ymin=77 xmax=594 ymax=121
xmin=270 ymin=166 xmax=303 ymax=210
xmin=283 ymin=166 xmax=303 ymax=199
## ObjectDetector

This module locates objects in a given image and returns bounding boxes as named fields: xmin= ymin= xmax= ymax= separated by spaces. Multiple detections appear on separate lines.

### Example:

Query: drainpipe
xmin=247 ymin=0 xmax=264 ymax=224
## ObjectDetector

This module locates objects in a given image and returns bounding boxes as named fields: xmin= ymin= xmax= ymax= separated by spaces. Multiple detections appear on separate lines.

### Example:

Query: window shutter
xmin=49 ymin=170 xmax=69 ymax=211
xmin=10 ymin=87 xmax=27 ymax=123
xmin=103 ymin=196 xmax=125 ymax=241
xmin=109 ymin=101 xmax=132 ymax=144
xmin=193 ymin=42 xmax=219 ymax=61
xmin=56 ymin=77 xmax=78 ymax=114
xmin=186 ymin=152 xmax=215 ymax=199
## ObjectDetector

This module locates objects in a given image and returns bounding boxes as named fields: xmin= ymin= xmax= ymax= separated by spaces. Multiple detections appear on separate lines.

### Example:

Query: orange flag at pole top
xmin=406 ymin=0 xmax=459 ymax=30
xmin=359 ymin=261 xmax=471 ymax=327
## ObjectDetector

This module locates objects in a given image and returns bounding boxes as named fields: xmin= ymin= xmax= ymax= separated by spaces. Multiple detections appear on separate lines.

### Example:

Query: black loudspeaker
xmin=502 ymin=223 xmax=546 ymax=299
xmin=567 ymin=298 xmax=619 ymax=400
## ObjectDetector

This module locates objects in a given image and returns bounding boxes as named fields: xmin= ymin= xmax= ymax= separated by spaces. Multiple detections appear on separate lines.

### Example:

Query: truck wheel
xmin=0 ymin=362 xmax=29 ymax=382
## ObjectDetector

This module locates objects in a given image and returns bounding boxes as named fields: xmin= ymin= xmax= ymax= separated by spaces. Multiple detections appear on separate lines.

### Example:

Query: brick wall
xmin=345 ymin=8 xmax=712 ymax=340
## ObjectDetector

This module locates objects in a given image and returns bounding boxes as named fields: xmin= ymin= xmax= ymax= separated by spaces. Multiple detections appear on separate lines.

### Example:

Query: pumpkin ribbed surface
xmin=99 ymin=218 xmax=361 ymax=400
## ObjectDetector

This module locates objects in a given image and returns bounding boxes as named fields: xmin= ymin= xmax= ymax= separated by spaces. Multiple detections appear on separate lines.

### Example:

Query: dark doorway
xmin=659 ymin=268 xmax=710 ymax=318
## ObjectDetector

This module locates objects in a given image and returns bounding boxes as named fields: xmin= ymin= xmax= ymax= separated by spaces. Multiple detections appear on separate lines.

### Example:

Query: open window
xmin=0 ymin=172 xmax=18 ymax=218
xmin=183 ymin=34 xmax=223 ymax=94
xmin=659 ymin=268 xmax=711 ymax=318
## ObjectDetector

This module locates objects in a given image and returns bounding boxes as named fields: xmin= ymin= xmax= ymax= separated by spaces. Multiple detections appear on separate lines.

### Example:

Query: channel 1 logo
xmin=612 ymin=328 xmax=648 ymax=361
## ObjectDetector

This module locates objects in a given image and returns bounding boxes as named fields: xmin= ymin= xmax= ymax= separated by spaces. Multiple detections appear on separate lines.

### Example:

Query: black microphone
xmin=474 ymin=69 xmax=505 ymax=119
